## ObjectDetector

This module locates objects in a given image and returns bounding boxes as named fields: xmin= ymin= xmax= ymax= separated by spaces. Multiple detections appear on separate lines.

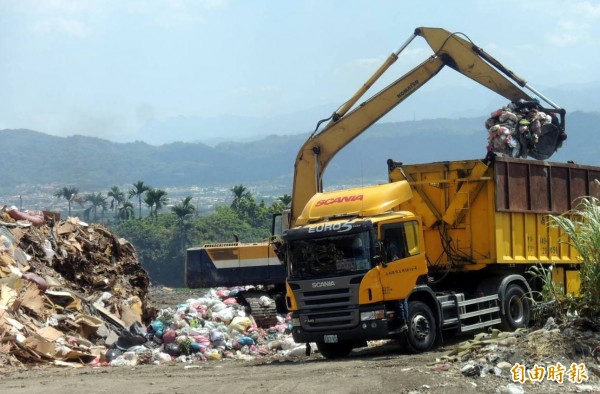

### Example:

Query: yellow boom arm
xmin=290 ymin=27 xmax=565 ymax=223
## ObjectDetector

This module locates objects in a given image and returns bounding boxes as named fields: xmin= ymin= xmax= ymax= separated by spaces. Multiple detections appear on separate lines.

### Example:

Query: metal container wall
xmin=389 ymin=157 xmax=600 ymax=270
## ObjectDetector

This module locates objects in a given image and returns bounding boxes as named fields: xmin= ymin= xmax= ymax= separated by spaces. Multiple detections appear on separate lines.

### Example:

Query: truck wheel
xmin=500 ymin=284 xmax=530 ymax=331
xmin=316 ymin=341 xmax=353 ymax=359
xmin=405 ymin=301 xmax=436 ymax=353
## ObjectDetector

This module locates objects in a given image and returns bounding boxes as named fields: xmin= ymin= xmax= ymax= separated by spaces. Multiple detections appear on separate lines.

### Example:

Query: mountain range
xmin=115 ymin=82 xmax=600 ymax=147
xmin=1 ymin=111 xmax=598 ymax=195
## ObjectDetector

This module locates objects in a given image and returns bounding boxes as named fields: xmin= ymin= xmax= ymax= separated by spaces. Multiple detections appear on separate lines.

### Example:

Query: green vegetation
xmin=118 ymin=200 xmax=135 ymax=222
xmin=107 ymin=186 xmax=126 ymax=213
xmin=129 ymin=181 xmax=151 ymax=219
xmin=83 ymin=192 xmax=107 ymax=222
xmin=527 ymin=264 xmax=574 ymax=323
xmin=52 ymin=182 xmax=285 ymax=287
xmin=171 ymin=196 xmax=196 ymax=251
xmin=549 ymin=191 xmax=600 ymax=318
xmin=529 ymin=189 xmax=600 ymax=321
xmin=144 ymin=187 xmax=169 ymax=220
xmin=53 ymin=186 xmax=79 ymax=216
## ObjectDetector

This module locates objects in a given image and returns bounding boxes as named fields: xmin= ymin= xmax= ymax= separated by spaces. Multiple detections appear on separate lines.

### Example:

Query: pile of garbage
xmin=429 ymin=317 xmax=600 ymax=390
xmin=0 ymin=208 xmax=309 ymax=368
xmin=0 ymin=210 xmax=152 ymax=367
xmin=103 ymin=287 xmax=309 ymax=367
xmin=485 ymin=100 xmax=562 ymax=159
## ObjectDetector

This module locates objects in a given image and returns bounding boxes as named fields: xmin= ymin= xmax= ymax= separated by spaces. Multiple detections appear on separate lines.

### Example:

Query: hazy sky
xmin=2 ymin=0 xmax=599 ymax=141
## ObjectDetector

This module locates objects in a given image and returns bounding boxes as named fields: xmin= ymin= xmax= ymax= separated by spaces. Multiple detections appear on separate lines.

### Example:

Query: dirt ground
xmin=1 ymin=287 xmax=598 ymax=394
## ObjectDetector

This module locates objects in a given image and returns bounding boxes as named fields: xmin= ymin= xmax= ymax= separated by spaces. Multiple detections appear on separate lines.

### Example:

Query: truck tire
xmin=405 ymin=301 xmax=436 ymax=353
xmin=499 ymin=284 xmax=530 ymax=331
xmin=316 ymin=341 xmax=353 ymax=359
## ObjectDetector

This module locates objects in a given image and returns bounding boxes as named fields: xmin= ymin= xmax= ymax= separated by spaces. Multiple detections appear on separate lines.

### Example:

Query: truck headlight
xmin=360 ymin=310 xmax=384 ymax=321
xmin=291 ymin=318 xmax=301 ymax=327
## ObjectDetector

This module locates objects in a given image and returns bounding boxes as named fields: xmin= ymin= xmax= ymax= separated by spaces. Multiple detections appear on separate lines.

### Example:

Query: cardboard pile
xmin=0 ymin=213 xmax=151 ymax=367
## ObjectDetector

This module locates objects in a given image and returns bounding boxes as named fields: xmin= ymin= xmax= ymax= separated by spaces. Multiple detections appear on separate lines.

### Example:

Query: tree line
xmin=54 ymin=182 xmax=170 ymax=223
xmin=53 ymin=182 xmax=291 ymax=286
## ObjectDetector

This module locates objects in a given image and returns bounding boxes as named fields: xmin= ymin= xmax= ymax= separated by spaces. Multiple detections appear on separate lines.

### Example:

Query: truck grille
xmin=299 ymin=308 xmax=358 ymax=329
xmin=301 ymin=288 xmax=352 ymax=308
xmin=292 ymin=277 xmax=361 ymax=331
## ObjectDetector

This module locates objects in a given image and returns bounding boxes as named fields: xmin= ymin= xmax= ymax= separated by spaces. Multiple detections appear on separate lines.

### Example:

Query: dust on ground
xmin=1 ymin=287 xmax=598 ymax=394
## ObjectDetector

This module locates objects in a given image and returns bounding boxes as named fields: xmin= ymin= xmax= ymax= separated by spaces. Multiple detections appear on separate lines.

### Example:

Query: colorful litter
xmin=0 ymin=210 xmax=308 ymax=368
xmin=103 ymin=288 xmax=308 ymax=366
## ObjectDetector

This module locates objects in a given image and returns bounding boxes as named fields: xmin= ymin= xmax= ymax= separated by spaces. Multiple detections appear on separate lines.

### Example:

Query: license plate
xmin=323 ymin=334 xmax=338 ymax=343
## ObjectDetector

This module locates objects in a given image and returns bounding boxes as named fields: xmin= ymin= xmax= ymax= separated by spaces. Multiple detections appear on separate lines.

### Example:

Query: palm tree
xmin=172 ymin=196 xmax=196 ymax=222
xmin=144 ymin=188 xmax=169 ymax=220
xmin=230 ymin=184 xmax=250 ymax=210
xmin=129 ymin=181 xmax=151 ymax=219
xmin=118 ymin=201 xmax=135 ymax=221
xmin=107 ymin=186 xmax=125 ymax=213
xmin=53 ymin=186 xmax=79 ymax=216
xmin=172 ymin=196 xmax=196 ymax=250
xmin=278 ymin=194 xmax=292 ymax=207
xmin=152 ymin=189 xmax=169 ymax=216
xmin=84 ymin=192 xmax=107 ymax=222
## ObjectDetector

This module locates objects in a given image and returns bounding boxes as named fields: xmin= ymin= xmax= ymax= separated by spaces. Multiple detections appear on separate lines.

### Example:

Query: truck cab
xmin=285 ymin=211 xmax=433 ymax=344
xmin=284 ymin=182 xmax=445 ymax=357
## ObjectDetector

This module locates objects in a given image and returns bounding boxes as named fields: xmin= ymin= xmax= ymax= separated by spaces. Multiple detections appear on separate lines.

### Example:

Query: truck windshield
xmin=287 ymin=231 xmax=372 ymax=279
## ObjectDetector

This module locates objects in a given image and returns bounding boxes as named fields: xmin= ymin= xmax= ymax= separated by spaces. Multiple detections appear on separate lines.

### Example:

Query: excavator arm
xmin=186 ymin=27 xmax=567 ymax=309
xmin=290 ymin=27 xmax=566 ymax=223
xmin=291 ymin=55 xmax=446 ymax=222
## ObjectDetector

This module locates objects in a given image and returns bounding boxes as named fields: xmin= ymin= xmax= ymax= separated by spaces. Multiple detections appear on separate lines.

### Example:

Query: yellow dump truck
xmin=186 ymin=27 xmax=566 ymax=308
xmin=284 ymin=155 xmax=600 ymax=358
xmin=186 ymin=26 xmax=572 ymax=331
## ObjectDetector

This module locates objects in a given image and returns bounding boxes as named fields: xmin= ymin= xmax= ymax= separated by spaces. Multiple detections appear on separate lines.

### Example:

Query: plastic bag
xmin=161 ymin=329 xmax=177 ymax=344
xmin=237 ymin=336 xmax=255 ymax=346
xmin=105 ymin=348 xmax=123 ymax=362
xmin=205 ymin=349 xmax=222 ymax=360
xmin=228 ymin=316 xmax=252 ymax=333
xmin=163 ymin=342 xmax=181 ymax=357
xmin=115 ymin=322 xmax=147 ymax=350
xmin=258 ymin=296 xmax=273 ymax=307
xmin=42 ymin=240 xmax=55 ymax=259
xmin=215 ymin=307 xmax=234 ymax=323
xmin=211 ymin=301 xmax=227 ymax=312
